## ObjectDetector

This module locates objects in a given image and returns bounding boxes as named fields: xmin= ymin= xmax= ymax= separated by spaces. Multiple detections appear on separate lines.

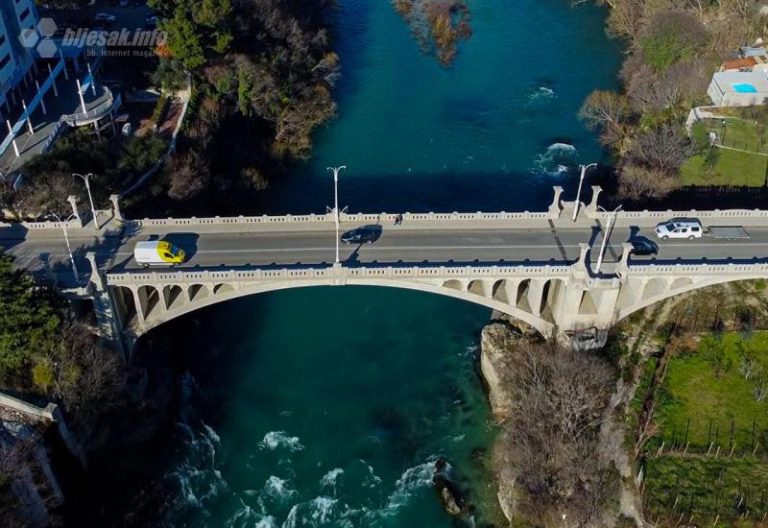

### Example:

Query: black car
xmin=341 ymin=226 xmax=381 ymax=244
xmin=630 ymin=238 xmax=658 ymax=256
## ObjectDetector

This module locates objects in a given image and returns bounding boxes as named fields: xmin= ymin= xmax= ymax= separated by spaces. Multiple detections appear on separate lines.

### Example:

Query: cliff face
xmin=479 ymin=323 xmax=520 ymax=419
xmin=479 ymin=322 xmax=622 ymax=527
xmin=479 ymin=322 xmax=525 ymax=523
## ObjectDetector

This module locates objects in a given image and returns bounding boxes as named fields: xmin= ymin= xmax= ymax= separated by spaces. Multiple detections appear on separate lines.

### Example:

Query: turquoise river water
xmin=138 ymin=1 xmax=622 ymax=527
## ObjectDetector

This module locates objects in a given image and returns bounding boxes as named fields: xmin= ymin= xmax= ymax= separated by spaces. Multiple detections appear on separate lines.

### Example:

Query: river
xmin=124 ymin=1 xmax=621 ymax=526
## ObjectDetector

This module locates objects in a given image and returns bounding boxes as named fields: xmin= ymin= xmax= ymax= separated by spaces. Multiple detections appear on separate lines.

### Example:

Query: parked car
xmin=341 ymin=226 xmax=382 ymax=244
xmin=655 ymin=219 xmax=703 ymax=240
xmin=94 ymin=13 xmax=117 ymax=24
xmin=630 ymin=238 xmax=658 ymax=256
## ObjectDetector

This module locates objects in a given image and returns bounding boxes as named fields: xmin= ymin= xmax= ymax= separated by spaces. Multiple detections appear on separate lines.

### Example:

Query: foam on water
xmin=319 ymin=468 xmax=344 ymax=495
xmin=264 ymin=476 xmax=298 ymax=503
xmin=526 ymin=85 xmax=556 ymax=104
xmin=385 ymin=460 xmax=436 ymax=512
xmin=358 ymin=460 xmax=382 ymax=489
xmin=533 ymin=142 xmax=578 ymax=176
xmin=260 ymin=431 xmax=305 ymax=452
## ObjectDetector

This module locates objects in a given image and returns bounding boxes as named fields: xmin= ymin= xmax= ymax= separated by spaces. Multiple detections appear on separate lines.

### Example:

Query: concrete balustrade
xmin=5 ymin=184 xmax=768 ymax=233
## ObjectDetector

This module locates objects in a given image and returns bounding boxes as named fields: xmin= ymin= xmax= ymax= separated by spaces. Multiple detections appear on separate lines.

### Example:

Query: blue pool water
xmin=733 ymin=83 xmax=758 ymax=93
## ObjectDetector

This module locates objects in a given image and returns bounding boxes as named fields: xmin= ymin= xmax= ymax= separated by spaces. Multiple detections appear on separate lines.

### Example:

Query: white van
xmin=655 ymin=219 xmax=703 ymax=240
xmin=134 ymin=241 xmax=186 ymax=267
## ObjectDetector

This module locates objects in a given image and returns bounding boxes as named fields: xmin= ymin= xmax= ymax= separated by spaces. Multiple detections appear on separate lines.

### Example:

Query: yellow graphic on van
xmin=158 ymin=241 xmax=186 ymax=264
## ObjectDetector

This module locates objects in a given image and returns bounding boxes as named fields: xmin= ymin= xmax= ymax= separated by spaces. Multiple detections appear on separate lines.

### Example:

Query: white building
xmin=707 ymin=70 xmax=768 ymax=107
xmin=0 ymin=0 xmax=38 ymax=110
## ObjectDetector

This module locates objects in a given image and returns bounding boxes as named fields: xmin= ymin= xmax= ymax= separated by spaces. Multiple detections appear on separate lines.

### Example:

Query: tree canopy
xmin=0 ymin=251 xmax=61 ymax=382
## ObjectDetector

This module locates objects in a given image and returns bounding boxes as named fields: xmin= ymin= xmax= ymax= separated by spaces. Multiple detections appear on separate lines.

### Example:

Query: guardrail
xmin=105 ymin=260 xmax=768 ymax=286
xmin=625 ymin=262 xmax=768 ymax=276
xmin=8 ymin=206 xmax=768 ymax=231
xmin=62 ymin=91 xmax=121 ymax=127
xmin=124 ymin=210 xmax=555 ymax=228
xmin=594 ymin=209 xmax=768 ymax=220
xmin=106 ymin=263 xmax=576 ymax=285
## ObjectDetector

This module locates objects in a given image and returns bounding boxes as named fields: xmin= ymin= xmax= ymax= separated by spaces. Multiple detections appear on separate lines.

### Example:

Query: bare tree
xmin=579 ymin=90 xmax=630 ymax=131
xmin=618 ymin=164 xmax=681 ymax=200
xmin=496 ymin=339 xmax=619 ymax=527
xmin=15 ymin=172 xmax=80 ymax=218
xmin=53 ymin=323 xmax=125 ymax=431
xmin=167 ymin=151 xmax=211 ymax=200
xmin=628 ymin=124 xmax=695 ymax=173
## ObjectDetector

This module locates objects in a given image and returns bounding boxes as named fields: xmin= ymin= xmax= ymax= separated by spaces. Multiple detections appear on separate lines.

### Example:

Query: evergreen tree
xmin=0 ymin=251 xmax=61 ymax=382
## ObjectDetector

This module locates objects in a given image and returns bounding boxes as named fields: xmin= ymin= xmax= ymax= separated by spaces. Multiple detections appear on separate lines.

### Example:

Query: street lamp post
xmin=49 ymin=212 xmax=80 ymax=283
xmin=595 ymin=204 xmax=622 ymax=273
xmin=327 ymin=166 xmax=347 ymax=266
xmin=572 ymin=163 xmax=597 ymax=221
xmin=73 ymin=172 xmax=99 ymax=229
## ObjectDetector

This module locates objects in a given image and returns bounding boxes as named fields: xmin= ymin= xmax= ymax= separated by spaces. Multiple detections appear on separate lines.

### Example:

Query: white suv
xmin=655 ymin=219 xmax=703 ymax=240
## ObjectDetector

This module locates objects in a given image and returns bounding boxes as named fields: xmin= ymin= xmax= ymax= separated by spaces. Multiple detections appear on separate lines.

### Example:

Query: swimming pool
xmin=732 ymin=83 xmax=759 ymax=93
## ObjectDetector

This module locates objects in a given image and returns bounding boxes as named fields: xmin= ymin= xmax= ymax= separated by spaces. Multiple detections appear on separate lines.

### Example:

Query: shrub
xmin=640 ymin=11 xmax=708 ymax=71
xmin=32 ymin=358 xmax=55 ymax=392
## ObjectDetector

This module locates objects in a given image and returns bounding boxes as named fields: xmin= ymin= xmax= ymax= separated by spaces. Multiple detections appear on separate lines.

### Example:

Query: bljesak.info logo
xmin=18 ymin=17 xmax=167 ymax=59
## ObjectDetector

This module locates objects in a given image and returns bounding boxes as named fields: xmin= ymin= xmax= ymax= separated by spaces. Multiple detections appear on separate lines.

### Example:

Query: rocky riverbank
xmin=479 ymin=319 xmax=628 ymax=527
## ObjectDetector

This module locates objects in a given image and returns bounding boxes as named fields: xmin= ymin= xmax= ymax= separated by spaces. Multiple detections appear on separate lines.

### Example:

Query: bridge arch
xmin=116 ymin=278 xmax=557 ymax=342
xmin=617 ymin=274 xmax=768 ymax=323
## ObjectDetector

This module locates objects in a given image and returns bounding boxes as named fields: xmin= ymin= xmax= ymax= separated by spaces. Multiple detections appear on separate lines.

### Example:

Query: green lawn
xmin=654 ymin=332 xmax=768 ymax=452
xmin=680 ymin=147 xmax=767 ymax=187
xmin=644 ymin=455 xmax=768 ymax=526
xmin=641 ymin=332 xmax=768 ymax=526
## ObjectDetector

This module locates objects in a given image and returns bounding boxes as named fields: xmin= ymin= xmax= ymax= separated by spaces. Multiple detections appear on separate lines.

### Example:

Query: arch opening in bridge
xmin=443 ymin=279 xmax=465 ymax=292
xmin=492 ymin=280 xmax=512 ymax=304
xmin=516 ymin=280 xmax=532 ymax=313
xmin=111 ymin=286 xmax=137 ymax=327
xmin=138 ymin=285 xmax=161 ymax=319
xmin=189 ymin=284 xmax=209 ymax=301
xmin=468 ymin=279 xmax=488 ymax=298
xmin=213 ymin=283 xmax=235 ymax=295
xmin=641 ymin=278 xmax=666 ymax=302
xmin=540 ymin=279 xmax=565 ymax=321
xmin=163 ymin=285 xmax=185 ymax=311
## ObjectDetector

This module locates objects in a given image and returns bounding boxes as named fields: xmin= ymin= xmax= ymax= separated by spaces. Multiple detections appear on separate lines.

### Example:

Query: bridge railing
xmin=625 ymin=262 xmax=768 ymax=275
xmin=123 ymin=210 xmax=555 ymax=229
xmin=106 ymin=263 xmax=576 ymax=284
xmin=594 ymin=209 xmax=768 ymax=221
xmin=106 ymin=259 xmax=768 ymax=285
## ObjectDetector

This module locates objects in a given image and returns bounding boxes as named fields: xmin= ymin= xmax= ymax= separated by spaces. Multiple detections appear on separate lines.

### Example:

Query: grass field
xmin=680 ymin=148 xmax=767 ymax=187
xmin=655 ymin=332 xmax=768 ymax=452
xmin=644 ymin=455 xmax=768 ymax=526
xmin=640 ymin=332 xmax=768 ymax=526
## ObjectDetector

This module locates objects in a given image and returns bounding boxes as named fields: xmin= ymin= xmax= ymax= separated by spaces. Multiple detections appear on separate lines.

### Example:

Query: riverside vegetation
xmin=578 ymin=0 xmax=768 ymax=200
xmin=147 ymin=0 xmax=339 ymax=206
xmin=392 ymin=0 xmax=472 ymax=66
xmin=479 ymin=279 xmax=768 ymax=528
xmin=0 ymin=251 xmax=129 ymax=526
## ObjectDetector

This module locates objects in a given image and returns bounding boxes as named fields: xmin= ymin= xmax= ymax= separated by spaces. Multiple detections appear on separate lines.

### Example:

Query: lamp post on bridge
xmin=572 ymin=163 xmax=597 ymax=222
xmin=49 ymin=212 xmax=80 ymax=283
xmin=595 ymin=204 xmax=622 ymax=273
xmin=72 ymin=172 xmax=99 ymax=229
xmin=327 ymin=166 xmax=347 ymax=266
